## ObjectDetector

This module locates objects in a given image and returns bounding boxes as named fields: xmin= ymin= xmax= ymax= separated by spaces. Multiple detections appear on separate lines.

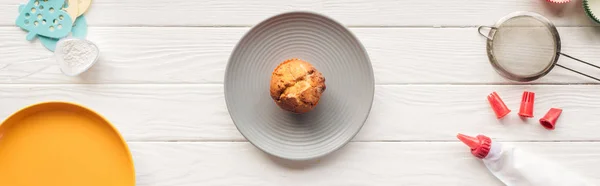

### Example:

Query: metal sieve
xmin=478 ymin=11 xmax=600 ymax=82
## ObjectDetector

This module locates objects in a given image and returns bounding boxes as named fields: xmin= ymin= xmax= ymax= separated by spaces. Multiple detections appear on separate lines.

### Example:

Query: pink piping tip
xmin=518 ymin=91 xmax=535 ymax=118
xmin=540 ymin=108 xmax=562 ymax=130
xmin=487 ymin=92 xmax=510 ymax=119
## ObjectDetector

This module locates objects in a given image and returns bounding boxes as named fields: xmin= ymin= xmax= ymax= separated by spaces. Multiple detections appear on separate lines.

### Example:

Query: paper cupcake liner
xmin=546 ymin=0 xmax=570 ymax=3
xmin=584 ymin=0 xmax=600 ymax=24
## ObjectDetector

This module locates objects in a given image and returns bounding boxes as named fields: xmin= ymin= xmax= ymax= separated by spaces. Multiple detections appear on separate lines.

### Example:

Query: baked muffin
xmin=270 ymin=58 xmax=326 ymax=113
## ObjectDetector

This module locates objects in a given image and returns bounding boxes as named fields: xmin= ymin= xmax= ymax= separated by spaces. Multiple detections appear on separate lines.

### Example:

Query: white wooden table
xmin=2 ymin=0 xmax=600 ymax=185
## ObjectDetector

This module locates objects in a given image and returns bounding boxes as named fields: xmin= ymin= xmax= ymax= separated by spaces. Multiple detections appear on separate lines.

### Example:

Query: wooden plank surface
xmin=0 ymin=0 xmax=594 ymax=26
xmin=1 ymin=84 xmax=599 ymax=142
xmin=3 ymin=27 xmax=600 ymax=84
xmin=3 ymin=0 xmax=600 ymax=185
xmin=130 ymin=142 xmax=600 ymax=186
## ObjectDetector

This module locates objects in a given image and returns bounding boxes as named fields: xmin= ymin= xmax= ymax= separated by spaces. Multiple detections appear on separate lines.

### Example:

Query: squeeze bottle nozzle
xmin=457 ymin=133 xmax=479 ymax=149
xmin=457 ymin=133 xmax=595 ymax=186
xmin=457 ymin=133 xmax=491 ymax=159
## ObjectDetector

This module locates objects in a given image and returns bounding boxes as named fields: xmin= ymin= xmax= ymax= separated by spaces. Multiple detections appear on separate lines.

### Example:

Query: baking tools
xmin=77 ymin=0 xmax=92 ymax=17
xmin=69 ymin=14 xmax=88 ymax=36
xmin=487 ymin=91 xmax=565 ymax=130
xmin=225 ymin=11 xmax=374 ymax=160
xmin=518 ymin=91 xmax=535 ymax=118
xmin=584 ymin=0 xmax=600 ymax=24
xmin=17 ymin=0 xmax=92 ymax=51
xmin=487 ymin=92 xmax=511 ymax=119
xmin=18 ymin=4 xmax=88 ymax=51
xmin=55 ymin=38 xmax=99 ymax=76
xmin=0 ymin=102 xmax=135 ymax=186
xmin=40 ymin=15 xmax=88 ymax=51
xmin=540 ymin=108 xmax=563 ymax=130
xmin=478 ymin=11 xmax=600 ymax=82
xmin=16 ymin=0 xmax=73 ymax=41
xmin=457 ymin=133 xmax=594 ymax=185
xmin=63 ymin=0 xmax=78 ymax=23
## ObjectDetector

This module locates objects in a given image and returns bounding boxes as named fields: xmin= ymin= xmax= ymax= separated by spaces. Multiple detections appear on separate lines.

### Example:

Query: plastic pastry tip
xmin=457 ymin=133 xmax=479 ymax=149
xmin=546 ymin=0 xmax=571 ymax=3
xmin=518 ymin=91 xmax=535 ymax=118
xmin=540 ymin=108 xmax=562 ymax=130
xmin=457 ymin=133 xmax=491 ymax=159
xmin=487 ymin=92 xmax=511 ymax=119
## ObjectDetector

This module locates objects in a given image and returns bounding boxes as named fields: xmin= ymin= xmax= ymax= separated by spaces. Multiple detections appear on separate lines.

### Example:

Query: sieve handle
xmin=557 ymin=53 xmax=600 ymax=82
xmin=477 ymin=26 xmax=496 ymax=40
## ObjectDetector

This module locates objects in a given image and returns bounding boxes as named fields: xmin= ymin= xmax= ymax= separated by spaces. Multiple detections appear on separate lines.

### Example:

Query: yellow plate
xmin=0 ymin=102 xmax=135 ymax=186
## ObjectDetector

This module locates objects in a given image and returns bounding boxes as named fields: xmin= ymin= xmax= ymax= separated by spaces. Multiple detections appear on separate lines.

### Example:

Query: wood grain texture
xmin=2 ymin=84 xmax=599 ymax=141
xmin=3 ymin=27 xmax=600 ymax=84
xmin=130 ymin=142 xmax=600 ymax=186
xmin=0 ymin=0 xmax=595 ymax=26
xmin=3 ymin=0 xmax=600 ymax=184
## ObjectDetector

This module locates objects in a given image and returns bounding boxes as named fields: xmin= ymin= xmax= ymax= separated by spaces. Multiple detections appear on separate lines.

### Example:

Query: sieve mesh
xmin=491 ymin=16 xmax=557 ymax=78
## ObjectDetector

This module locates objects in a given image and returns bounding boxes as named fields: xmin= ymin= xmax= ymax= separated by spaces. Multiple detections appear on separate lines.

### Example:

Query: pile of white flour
xmin=56 ymin=38 xmax=99 ymax=75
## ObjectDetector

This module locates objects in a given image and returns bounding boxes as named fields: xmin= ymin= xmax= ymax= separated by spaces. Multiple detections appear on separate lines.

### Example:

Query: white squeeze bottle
xmin=457 ymin=133 xmax=596 ymax=186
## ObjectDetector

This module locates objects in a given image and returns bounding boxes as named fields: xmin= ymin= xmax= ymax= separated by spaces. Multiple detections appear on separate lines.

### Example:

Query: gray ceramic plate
xmin=224 ymin=11 xmax=374 ymax=160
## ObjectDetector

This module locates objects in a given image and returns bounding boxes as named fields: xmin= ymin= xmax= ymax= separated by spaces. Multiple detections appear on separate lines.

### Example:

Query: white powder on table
xmin=56 ymin=39 xmax=99 ymax=75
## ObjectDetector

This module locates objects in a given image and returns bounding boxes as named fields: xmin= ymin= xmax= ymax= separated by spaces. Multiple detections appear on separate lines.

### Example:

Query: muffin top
xmin=270 ymin=58 xmax=326 ymax=113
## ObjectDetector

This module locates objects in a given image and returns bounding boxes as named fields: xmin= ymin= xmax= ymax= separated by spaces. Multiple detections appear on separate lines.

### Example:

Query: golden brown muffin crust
xmin=270 ymin=58 xmax=326 ymax=113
